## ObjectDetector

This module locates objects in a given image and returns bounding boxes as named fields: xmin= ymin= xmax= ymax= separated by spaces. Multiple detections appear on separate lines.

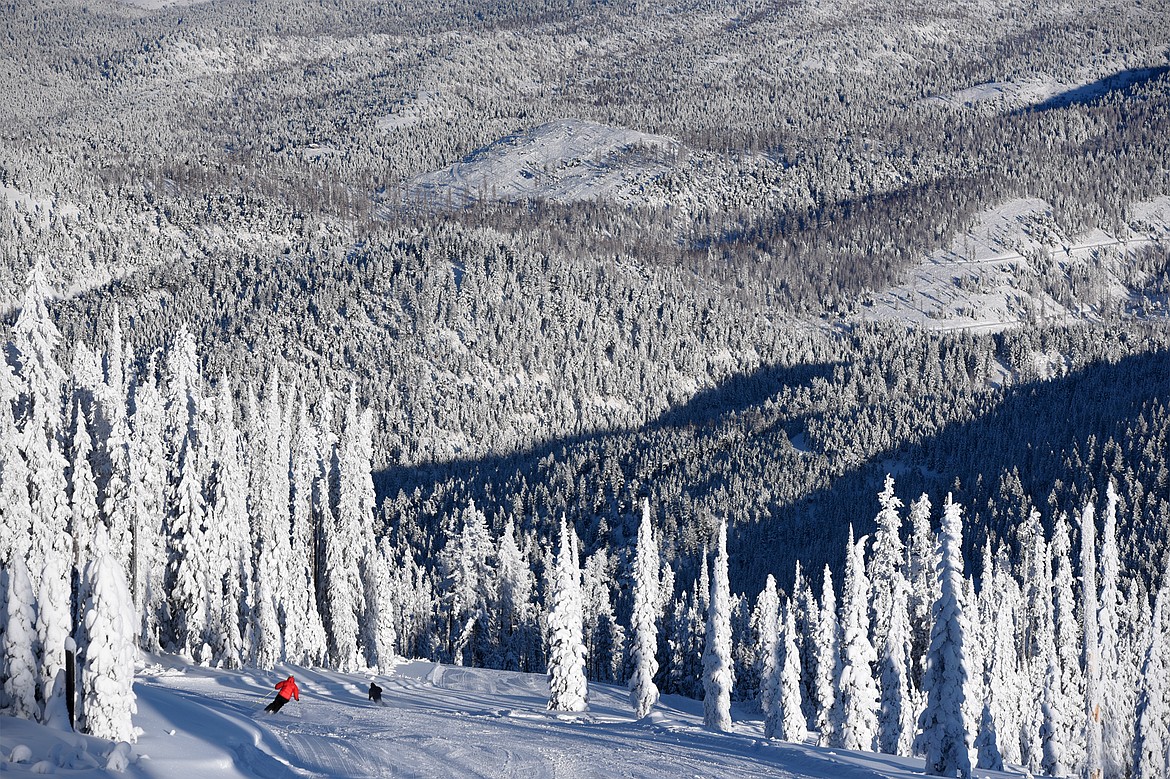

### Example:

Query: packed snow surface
xmin=405 ymin=118 xmax=680 ymax=208
xmin=0 ymin=655 xmax=1030 ymax=778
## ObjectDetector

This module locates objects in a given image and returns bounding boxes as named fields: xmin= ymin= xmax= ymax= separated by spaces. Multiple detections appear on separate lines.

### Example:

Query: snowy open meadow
xmin=2 ymin=655 xmax=1033 ymax=779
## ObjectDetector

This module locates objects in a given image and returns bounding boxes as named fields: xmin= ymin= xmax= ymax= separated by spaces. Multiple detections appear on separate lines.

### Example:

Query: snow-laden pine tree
xmin=982 ymin=544 xmax=1024 ymax=766
xmin=907 ymin=493 xmax=937 ymax=695
xmin=13 ymin=263 xmax=66 ymax=437
xmin=2 ymin=555 xmax=39 ymax=720
xmin=868 ymin=475 xmax=904 ymax=653
xmin=815 ymin=565 xmax=842 ymax=747
xmin=779 ymin=603 xmax=807 ymax=742
xmin=35 ymin=531 xmax=71 ymax=715
xmin=1097 ymin=484 xmax=1133 ymax=779
xmin=974 ymin=701 xmax=1004 ymax=771
xmin=1051 ymin=511 xmax=1085 ymax=774
xmin=439 ymin=498 xmax=496 ymax=666
xmin=166 ymin=431 xmax=210 ymax=661
xmin=877 ymin=569 xmax=915 ymax=756
xmin=914 ymin=495 xmax=973 ymax=779
xmin=629 ymin=499 xmax=661 ymax=718
xmin=25 ymin=398 xmax=71 ymax=605
xmin=1018 ymin=509 xmax=1055 ymax=774
xmin=363 ymin=539 xmax=398 ymax=672
xmin=748 ymin=573 xmax=776 ymax=706
xmin=68 ymin=397 xmax=101 ymax=568
xmin=322 ymin=389 xmax=367 ymax=671
xmin=98 ymin=317 xmax=133 ymax=575
xmin=702 ymin=520 xmax=734 ymax=732
xmin=838 ymin=527 xmax=878 ymax=752
xmin=760 ymin=577 xmax=782 ymax=737
xmin=204 ymin=377 xmax=250 ymax=668
xmin=1081 ymin=504 xmax=1104 ymax=779
xmin=1038 ymin=647 xmax=1068 ymax=778
xmin=289 ymin=393 xmax=328 ymax=667
xmin=791 ymin=561 xmax=820 ymax=722
xmin=125 ymin=358 xmax=166 ymax=652
xmin=0 ymin=361 xmax=34 ymax=570
xmin=1132 ymin=576 xmax=1168 ymax=779
xmin=496 ymin=516 xmax=537 ymax=672
xmin=582 ymin=548 xmax=624 ymax=682
xmin=77 ymin=526 xmax=138 ymax=743
xmin=547 ymin=517 xmax=588 ymax=712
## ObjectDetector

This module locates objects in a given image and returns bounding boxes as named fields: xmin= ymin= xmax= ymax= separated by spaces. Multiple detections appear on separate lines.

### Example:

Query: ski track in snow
xmin=1 ymin=656 xmax=1033 ymax=779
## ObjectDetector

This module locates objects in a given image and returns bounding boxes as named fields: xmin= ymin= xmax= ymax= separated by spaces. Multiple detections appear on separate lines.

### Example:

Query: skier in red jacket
xmin=264 ymin=675 xmax=300 ymax=714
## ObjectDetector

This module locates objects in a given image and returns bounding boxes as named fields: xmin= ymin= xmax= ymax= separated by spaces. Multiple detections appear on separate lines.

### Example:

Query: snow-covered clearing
xmin=852 ymin=196 xmax=1170 ymax=332
xmin=404 ymin=118 xmax=681 ymax=208
xmin=1 ymin=656 xmax=1029 ymax=778
xmin=919 ymin=78 xmax=1078 ymax=110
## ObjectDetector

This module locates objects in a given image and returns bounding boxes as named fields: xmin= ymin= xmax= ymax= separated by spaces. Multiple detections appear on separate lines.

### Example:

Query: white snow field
xmin=404 ymin=118 xmax=681 ymax=209
xmin=852 ymin=196 xmax=1170 ymax=333
xmin=0 ymin=655 xmax=1029 ymax=779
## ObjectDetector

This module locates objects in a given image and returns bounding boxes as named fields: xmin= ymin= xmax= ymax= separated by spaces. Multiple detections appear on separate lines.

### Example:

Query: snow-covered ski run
xmin=1 ymin=654 xmax=1030 ymax=779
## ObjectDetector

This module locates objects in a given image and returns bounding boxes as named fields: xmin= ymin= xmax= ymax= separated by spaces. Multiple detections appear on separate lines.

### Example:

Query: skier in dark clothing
xmin=265 ymin=675 xmax=300 ymax=714
xmin=368 ymin=681 xmax=383 ymax=704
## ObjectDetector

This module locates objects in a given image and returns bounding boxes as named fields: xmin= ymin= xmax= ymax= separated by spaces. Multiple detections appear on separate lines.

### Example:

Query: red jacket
xmin=274 ymin=676 xmax=300 ymax=701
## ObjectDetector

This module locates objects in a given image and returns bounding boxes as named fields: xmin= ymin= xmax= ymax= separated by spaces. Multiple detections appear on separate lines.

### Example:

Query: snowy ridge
xmin=852 ymin=196 xmax=1170 ymax=332
xmin=0 ymin=656 xmax=1031 ymax=778
xmin=404 ymin=118 xmax=682 ymax=208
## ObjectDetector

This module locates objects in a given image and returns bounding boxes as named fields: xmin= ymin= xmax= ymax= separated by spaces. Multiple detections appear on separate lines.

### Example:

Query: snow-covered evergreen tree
xmin=974 ymin=701 xmax=1004 ymax=771
xmin=12 ymin=263 xmax=66 ymax=437
xmin=868 ymin=475 xmax=904 ymax=653
xmin=128 ymin=359 xmax=168 ymax=653
xmin=362 ymin=540 xmax=398 ymax=672
xmin=165 ymin=432 xmax=209 ymax=660
xmin=1038 ymin=650 xmax=1068 ymax=778
xmin=546 ymin=517 xmax=588 ymax=712
xmin=0 ymin=362 xmax=34 ymax=570
xmin=1081 ymin=503 xmax=1104 ymax=779
xmin=35 ymin=534 xmax=71 ymax=716
xmin=702 ymin=520 xmax=734 ymax=732
xmin=322 ymin=390 xmax=367 ymax=671
xmin=914 ymin=495 xmax=973 ymax=779
xmin=791 ymin=561 xmax=820 ymax=722
xmin=68 ymin=398 xmax=100 ymax=576
xmin=760 ymin=577 xmax=782 ymax=738
xmin=837 ymin=527 xmax=878 ymax=752
xmin=1051 ymin=511 xmax=1085 ymax=774
xmin=1132 ymin=576 xmax=1168 ymax=779
xmin=877 ymin=569 xmax=914 ymax=756
xmin=906 ymin=492 xmax=937 ymax=695
xmin=496 ymin=516 xmax=537 ymax=672
xmin=815 ymin=565 xmax=842 ymax=747
xmin=77 ymin=527 xmax=138 ymax=743
xmin=205 ymin=378 xmax=250 ymax=668
xmin=629 ymin=499 xmax=661 ymax=718
xmin=779 ymin=603 xmax=807 ymax=743
xmin=2 ymin=555 xmax=39 ymax=720
xmin=1097 ymin=483 xmax=1133 ymax=779
xmin=289 ymin=393 xmax=328 ymax=667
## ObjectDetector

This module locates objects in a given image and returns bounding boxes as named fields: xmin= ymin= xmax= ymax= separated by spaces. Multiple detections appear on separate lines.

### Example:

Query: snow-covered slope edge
xmin=0 ymin=655 xmax=1030 ymax=779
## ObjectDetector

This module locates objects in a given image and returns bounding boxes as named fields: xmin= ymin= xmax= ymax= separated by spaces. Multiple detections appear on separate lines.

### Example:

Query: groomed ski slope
xmin=2 ymin=656 xmax=1028 ymax=779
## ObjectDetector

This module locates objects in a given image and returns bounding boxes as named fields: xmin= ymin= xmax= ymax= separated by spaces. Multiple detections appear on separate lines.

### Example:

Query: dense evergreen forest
xmin=1 ymin=0 xmax=1168 ymax=773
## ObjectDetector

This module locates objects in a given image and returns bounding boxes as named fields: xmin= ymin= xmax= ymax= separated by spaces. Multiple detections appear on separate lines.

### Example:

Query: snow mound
xmin=405 ymin=118 xmax=681 ymax=208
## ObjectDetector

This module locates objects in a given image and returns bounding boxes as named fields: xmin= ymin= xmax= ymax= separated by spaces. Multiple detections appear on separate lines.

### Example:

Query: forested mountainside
xmin=2 ymin=0 xmax=1170 ymax=773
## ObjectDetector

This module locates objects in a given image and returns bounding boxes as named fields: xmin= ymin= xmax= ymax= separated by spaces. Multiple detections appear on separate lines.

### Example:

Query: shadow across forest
xmin=373 ymin=345 xmax=1169 ymax=597
xmin=1019 ymin=65 xmax=1169 ymax=113
xmin=371 ymin=359 xmax=839 ymax=507
xmin=737 ymin=347 xmax=1170 ymax=594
